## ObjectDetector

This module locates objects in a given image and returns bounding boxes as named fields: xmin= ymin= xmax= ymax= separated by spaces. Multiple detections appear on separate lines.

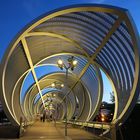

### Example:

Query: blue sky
xmin=0 ymin=0 xmax=140 ymax=61
xmin=0 ymin=0 xmax=140 ymax=103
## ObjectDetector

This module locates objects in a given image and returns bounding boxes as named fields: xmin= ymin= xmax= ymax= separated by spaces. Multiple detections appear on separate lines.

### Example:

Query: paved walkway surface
xmin=19 ymin=121 xmax=101 ymax=140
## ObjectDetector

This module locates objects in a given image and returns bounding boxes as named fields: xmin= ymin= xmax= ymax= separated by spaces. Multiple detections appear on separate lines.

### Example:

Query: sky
xmin=0 ymin=0 xmax=140 ymax=103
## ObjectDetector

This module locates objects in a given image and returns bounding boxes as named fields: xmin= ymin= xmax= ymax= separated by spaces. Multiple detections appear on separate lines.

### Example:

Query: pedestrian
xmin=40 ymin=114 xmax=43 ymax=122
xmin=42 ymin=110 xmax=46 ymax=122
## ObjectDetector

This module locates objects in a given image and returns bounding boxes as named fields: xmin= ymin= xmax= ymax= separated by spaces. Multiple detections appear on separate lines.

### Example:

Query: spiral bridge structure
xmin=0 ymin=4 xmax=140 ymax=128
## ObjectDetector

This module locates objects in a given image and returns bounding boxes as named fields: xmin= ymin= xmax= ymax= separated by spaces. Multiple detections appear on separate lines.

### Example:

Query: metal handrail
xmin=67 ymin=120 xmax=111 ymax=140
xmin=68 ymin=119 xmax=111 ymax=129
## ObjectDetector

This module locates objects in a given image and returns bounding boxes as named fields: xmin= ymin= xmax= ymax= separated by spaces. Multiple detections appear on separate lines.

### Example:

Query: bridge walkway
xmin=20 ymin=121 xmax=101 ymax=140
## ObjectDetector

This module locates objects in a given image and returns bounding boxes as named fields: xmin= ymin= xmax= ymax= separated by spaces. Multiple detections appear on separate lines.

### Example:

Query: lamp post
xmin=57 ymin=56 xmax=78 ymax=136
xmin=50 ymin=82 xmax=64 ymax=123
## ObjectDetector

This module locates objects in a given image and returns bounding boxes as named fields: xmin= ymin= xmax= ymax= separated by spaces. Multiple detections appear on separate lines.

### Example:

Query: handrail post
xmin=118 ymin=122 xmax=124 ymax=140
xmin=19 ymin=117 xmax=23 ymax=138
xmin=93 ymin=123 xmax=95 ymax=135
xmin=110 ymin=123 xmax=116 ymax=140
xmin=101 ymin=122 xmax=103 ymax=137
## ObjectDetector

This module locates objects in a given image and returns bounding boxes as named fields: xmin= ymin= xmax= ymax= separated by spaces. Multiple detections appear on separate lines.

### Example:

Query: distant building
xmin=95 ymin=102 xmax=114 ymax=122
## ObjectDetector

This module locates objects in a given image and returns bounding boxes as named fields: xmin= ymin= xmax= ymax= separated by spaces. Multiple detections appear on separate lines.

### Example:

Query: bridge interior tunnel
xmin=0 ymin=4 xmax=140 ymax=128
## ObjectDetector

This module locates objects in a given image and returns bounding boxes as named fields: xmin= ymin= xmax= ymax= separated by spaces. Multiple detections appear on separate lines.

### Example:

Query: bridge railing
xmin=66 ymin=120 xmax=112 ymax=140
xmin=19 ymin=117 xmax=34 ymax=137
xmin=64 ymin=120 xmax=124 ymax=140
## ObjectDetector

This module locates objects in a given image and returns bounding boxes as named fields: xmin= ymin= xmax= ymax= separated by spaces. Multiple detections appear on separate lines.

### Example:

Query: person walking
xmin=42 ymin=110 xmax=46 ymax=122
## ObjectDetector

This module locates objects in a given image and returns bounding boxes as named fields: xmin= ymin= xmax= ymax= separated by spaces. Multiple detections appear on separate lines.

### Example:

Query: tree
xmin=110 ymin=91 xmax=115 ymax=103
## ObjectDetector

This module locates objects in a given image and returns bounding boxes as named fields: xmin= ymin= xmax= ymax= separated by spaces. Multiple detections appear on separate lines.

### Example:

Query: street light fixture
xmin=51 ymin=82 xmax=64 ymax=89
xmin=51 ymin=83 xmax=55 ymax=88
xmin=57 ymin=56 xmax=78 ymax=136
xmin=61 ymin=83 xmax=64 ymax=88
xmin=53 ymin=93 xmax=56 ymax=97
xmin=57 ymin=56 xmax=78 ymax=71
